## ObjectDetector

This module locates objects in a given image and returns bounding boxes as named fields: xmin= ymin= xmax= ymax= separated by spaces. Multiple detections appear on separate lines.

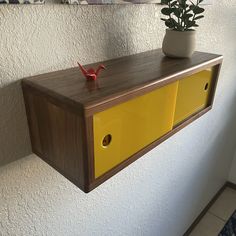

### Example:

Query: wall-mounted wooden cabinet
xmin=22 ymin=49 xmax=223 ymax=193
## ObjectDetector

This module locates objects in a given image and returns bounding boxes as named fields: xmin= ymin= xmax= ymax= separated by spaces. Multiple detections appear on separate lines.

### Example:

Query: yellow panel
xmin=93 ymin=82 xmax=178 ymax=178
xmin=174 ymin=69 xmax=213 ymax=126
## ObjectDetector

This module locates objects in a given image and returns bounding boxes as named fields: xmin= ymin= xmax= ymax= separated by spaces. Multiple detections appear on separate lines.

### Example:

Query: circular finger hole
xmin=204 ymin=83 xmax=209 ymax=91
xmin=102 ymin=134 xmax=112 ymax=147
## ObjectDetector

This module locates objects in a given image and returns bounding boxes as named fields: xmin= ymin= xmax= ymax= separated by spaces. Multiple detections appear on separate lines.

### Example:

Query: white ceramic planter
xmin=162 ymin=29 xmax=196 ymax=58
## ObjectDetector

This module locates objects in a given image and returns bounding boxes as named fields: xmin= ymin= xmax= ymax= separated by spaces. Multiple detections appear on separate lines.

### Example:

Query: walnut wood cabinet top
xmin=22 ymin=49 xmax=223 ymax=116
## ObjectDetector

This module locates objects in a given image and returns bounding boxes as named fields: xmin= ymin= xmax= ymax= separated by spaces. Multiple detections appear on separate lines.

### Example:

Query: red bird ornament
xmin=78 ymin=62 xmax=106 ymax=81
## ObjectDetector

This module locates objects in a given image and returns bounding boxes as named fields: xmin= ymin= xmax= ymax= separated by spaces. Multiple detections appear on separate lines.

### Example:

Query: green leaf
xmin=189 ymin=5 xmax=196 ymax=10
xmin=173 ymin=8 xmax=181 ymax=17
xmin=193 ymin=6 xmax=205 ymax=14
xmin=170 ymin=0 xmax=177 ymax=6
xmin=165 ymin=18 xmax=178 ymax=29
xmin=161 ymin=7 xmax=173 ymax=15
xmin=165 ymin=20 xmax=174 ymax=28
xmin=194 ymin=15 xmax=204 ymax=20
xmin=161 ymin=0 xmax=172 ymax=4
xmin=186 ymin=20 xmax=196 ymax=28
xmin=179 ymin=0 xmax=189 ymax=10
xmin=183 ymin=13 xmax=193 ymax=18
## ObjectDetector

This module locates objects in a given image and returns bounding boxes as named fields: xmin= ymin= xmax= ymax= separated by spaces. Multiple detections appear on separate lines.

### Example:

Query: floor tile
xmin=209 ymin=187 xmax=236 ymax=221
xmin=189 ymin=212 xmax=225 ymax=236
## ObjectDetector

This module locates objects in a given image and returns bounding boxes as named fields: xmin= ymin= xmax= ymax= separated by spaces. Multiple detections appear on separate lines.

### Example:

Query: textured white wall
xmin=1 ymin=1 xmax=236 ymax=236
xmin=229 ymin=152 xmax=236 ymax=184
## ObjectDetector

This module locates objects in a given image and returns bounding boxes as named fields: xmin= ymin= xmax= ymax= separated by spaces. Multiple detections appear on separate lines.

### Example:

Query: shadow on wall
xmin=98 ymin=4 xmax=157 ymax=62
xmin=170 ymin=86 xmax=236 ymax=235
xmin=183 ymin=83 xmax=236 ymax=229
xmin=0 ymin=4 xmax=146 ymax=169
xmin=102 ymin=6 xmax=136 ymax=59
xmin=0 ymin=81 xmax=31 ymax=167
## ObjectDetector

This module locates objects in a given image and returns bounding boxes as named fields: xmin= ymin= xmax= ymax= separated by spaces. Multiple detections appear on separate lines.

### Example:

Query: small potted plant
xmin=161 ymin=0 xmax=205 ymax=58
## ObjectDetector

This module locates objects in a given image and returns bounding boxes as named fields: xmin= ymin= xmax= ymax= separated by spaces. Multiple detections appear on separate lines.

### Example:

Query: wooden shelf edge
xmin=84 ymin=56 xmax=223 ymax=117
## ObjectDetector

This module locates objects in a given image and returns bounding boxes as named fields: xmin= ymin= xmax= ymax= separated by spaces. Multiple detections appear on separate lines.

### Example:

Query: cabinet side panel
xmin=22 ymin=85 xmax=86 ymax=190
xmin=22 ymin=86 xmax=43 ymax=155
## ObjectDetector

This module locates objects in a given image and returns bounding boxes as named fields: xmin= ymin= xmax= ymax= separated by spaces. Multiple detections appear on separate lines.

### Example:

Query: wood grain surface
xmin=22 ymin=49 xmax=223 ymax=192
xmin=23 ymin=49 xmax=223 ymax=116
